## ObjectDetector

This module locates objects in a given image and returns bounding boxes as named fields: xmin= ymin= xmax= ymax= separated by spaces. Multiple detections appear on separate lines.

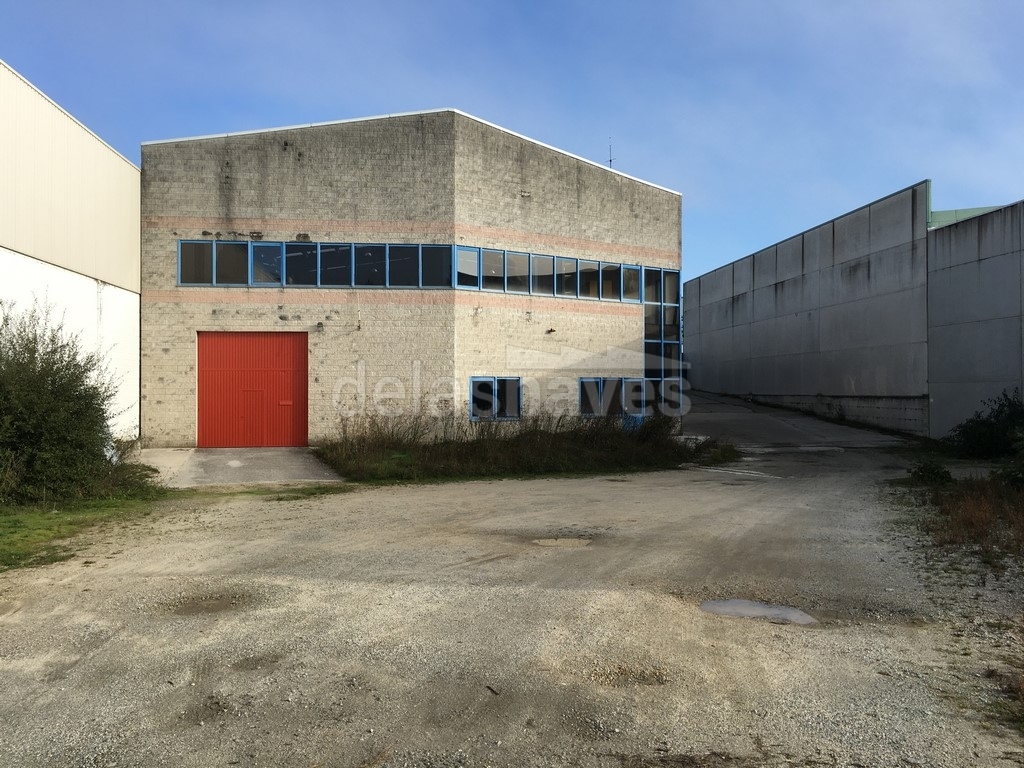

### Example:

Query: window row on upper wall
xmin=177 ymin=241 xmax=680 ymax=304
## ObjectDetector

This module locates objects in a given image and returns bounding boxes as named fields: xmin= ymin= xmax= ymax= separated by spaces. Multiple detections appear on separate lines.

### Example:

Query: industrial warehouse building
xmin=0 ymin=60 xmax=140 ymax=438
xmin=9 ymin=56 xmax=1020 ymax=448
xmin=140 ymin=110 xmax=684 ymax=447
xmin=683 ymin=180 xmax=1024 ymax=438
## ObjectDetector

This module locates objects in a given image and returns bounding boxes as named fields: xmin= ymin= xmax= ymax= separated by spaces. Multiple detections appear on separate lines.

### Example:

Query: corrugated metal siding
xmin=197 ymin=332 xmax=308 ymax=448
xmin=0 ymin=60 xmax=140 ymax=293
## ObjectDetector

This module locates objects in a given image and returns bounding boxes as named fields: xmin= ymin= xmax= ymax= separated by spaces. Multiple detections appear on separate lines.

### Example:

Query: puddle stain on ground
xmin=699 ymin=599 xmax=817 ymax=625
xmin=533 ymin=538 xmax=592 ymax=548
xmin=171 ymin=592 xmax=257 ymax=617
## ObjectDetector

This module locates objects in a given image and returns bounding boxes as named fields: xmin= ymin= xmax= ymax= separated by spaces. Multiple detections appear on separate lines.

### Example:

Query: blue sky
xmin=2 ymin=0 xmax=1021 ymax=281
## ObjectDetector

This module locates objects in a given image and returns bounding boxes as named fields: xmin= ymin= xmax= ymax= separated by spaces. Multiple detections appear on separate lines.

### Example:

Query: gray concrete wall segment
xmin=751 ymin=393 xmax=928 ymax=435
xmin=869 ymin=188 xmax=914 ymax=254
xmin=913 ymin=182 xmax=930 ymax=240
xmin=752 ymin=246 xmax=777 ymax=289
xmin=803 ymin=222 xmax=834 ymax=274
xmin=833 ymin=206 xmax=871 ymax=265
xmin=816 ymin=344 xmax=927 ymax=397
xmin=928 ymin=318 xmax=1022 ymax=383
xmin=928 ymin=215 xmax=981 ymax=272
xmin=682 ymin=277 xmax=699 ymax=312
xmin=926 ymin=201 xmax=1024 ymax=436
xmin=776 ymin=236 xmax=804 ymax=282
xmin=749 ymin=313 xmax=818 ymax=358
xmin=928 ymin=251 xmax=1021 ymax=328
xmin=979 ymin=201 xmax=1023 ymax=261
xmin=819 ymin=287 xmax=927 ymax=352
xmin=733 ymin=256 xmax=753 ymax=294
xmin=699 ymin=264 xmax=734 ymax=304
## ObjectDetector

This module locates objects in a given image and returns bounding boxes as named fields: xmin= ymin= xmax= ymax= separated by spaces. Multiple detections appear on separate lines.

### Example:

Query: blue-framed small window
xmin=623 ymin=378 xmax=651 ymax=416
xmin=320 ymin=244 xmax=353 ymax=286
xmin=214 ymin=242 xmax=249 ymax=285
xmin=579 ymin=377 xmax=626 ymax=417
xmin=663 ymin=270 xmax=680 ymax=305
xmin=555 ymin=257 xmax=577 ymax=298
xmin=355 ymin=244 xmax=386 ymax=286
xmin=579 ymin=378 xmax=602 ymax=417
xmin=643 ymin=267 xmax=662 ymax=304
xmin=179 ymin=241 xmax=213 ymax=284
xmin=252 ymin=242 xmax=283 ymax=286
xmin=286 ymin=243 xmax=318 ymax=286
xmin=601 ymin=263 xmax=621 ymax=300
xmin=421 ymin=245 xmax=453 ymax=287
xmin=481 ymin=249 xmax=505 ymax=291
xmin=470 ymin=377 xmax=522 ymax=420
xmin=622 ymin=265 xmax=641 ymax=302
xmin=531 ymin=255 xmax=554 ymax=295
xmin=506 ymin=251 xmax=530 ymax=293
xmin=388 ymin=244 xmax=420 ymax=287
xmin=457 ymin=246 xmax=480 ymax=288
xmin=578 ymin=260 xmax=600 ymax=299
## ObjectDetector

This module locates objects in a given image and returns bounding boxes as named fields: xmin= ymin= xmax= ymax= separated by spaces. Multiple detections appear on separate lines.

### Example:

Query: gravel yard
xmin=0 ymin=448 xmax=1022 ymax=767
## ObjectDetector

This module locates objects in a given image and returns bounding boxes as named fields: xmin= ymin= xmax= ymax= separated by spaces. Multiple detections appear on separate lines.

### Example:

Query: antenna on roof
xmin=608 ymin=139 xmax=615 ymax=167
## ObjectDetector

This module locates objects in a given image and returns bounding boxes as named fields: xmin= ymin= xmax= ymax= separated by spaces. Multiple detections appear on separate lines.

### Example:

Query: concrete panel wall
xmin=0 ymin=60 xmax=140 ymax=293
xmin=683 ymin=181 xmax=931 ymax=434
xmin=928 ymin=201 xmax=1024 ymax=437
xmin=1 ymin=247 xmax=140 ymax=437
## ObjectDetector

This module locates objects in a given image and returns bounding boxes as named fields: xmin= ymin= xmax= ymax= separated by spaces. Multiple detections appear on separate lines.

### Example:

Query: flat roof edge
xmin=141 ymin=108 xmax=681 ymax=197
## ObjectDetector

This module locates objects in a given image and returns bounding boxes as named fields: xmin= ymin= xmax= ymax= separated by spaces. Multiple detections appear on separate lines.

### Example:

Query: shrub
xmin=315 ymin=411 xmax=731 ymax=483
xmin=908 ymin=458 xmax=954 ymax=485
xmin=945 ymin=388 xmax=1024 ymax=459
xmin=0 ymin=302 xmax=134 ymax=504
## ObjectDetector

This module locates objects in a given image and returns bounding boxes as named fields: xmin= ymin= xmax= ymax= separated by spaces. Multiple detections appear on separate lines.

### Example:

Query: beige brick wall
xmin=141 ymin=111 xmax=680 ymax=446
xmin=453 ymin=292 xmax=642 ymax=414
xmin=452 ymin=113 xmax=680 ymax=268
xmin=142 ymin=290 xmax=455 ymax=446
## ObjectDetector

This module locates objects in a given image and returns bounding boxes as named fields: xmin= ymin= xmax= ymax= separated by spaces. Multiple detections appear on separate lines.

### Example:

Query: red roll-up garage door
xmin=197 ymin=332 xmax=308 ymax=448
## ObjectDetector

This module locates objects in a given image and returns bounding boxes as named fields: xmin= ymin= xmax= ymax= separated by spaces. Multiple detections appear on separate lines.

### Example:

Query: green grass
xmin=315 ymin=412 xmax=736 ymax=484
xmin=0 ymin=495 xmax=160 ymax=571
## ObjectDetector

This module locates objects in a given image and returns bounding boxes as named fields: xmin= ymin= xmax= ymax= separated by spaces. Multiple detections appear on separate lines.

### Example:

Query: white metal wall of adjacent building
xmin=0 ymin=59 xmax=141 ymax=437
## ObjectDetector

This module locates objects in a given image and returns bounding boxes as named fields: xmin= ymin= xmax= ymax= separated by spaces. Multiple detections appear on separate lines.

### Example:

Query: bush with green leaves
xmin=944 ymin=388 xmax=1024 ymax=459
xmin=0 ymin=302 xmax=125 ymax=504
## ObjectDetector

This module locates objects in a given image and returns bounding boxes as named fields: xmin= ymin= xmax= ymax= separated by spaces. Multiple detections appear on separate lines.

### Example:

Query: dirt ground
xmin=1 ymin=449 xmax=1022 ymax=767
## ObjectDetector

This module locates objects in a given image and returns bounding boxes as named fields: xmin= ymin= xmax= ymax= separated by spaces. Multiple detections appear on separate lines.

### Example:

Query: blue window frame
xmin=421 ymin=245 xmax=454 ymax=287
xmin=179 ymin=241 xmax=213 ymax=284
xmin=388 ymin=244 xmax=420 ymax=287
xmin=355 ymin=244 xmax=386 ymax=286
xmin=623 ymin=378 xmax=651 ymax=416
xmin=622 ymin=265 xmax=641 ymax=302
xmin=470 ymin=377 xmax=522 ymax=420
xmin=320 ymin=244 xmax=353 ymax=286
xmin=579 ymin=377 xmax=627 ymax=417
xmin=531 ymin=255 xmax=554 ymax=295
xmin=555 ymin=257 xmax=577 ymax=298
xmin=175 ymin=240 xmax=676 ymax=306
xmin=578 ymin=260 xmax=600 ymax=299
xmin=457 ymin=247 xmax=480 ymax=288
xmin=286 ymin=243 xmax=318 ymax=286
xmin=506 ymin=252 xmax=530 ymax=293
xmin=252 ymin=242 xmax=283 ymax=285
xmin=481 ymin=249 xmax=505 ymax=291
